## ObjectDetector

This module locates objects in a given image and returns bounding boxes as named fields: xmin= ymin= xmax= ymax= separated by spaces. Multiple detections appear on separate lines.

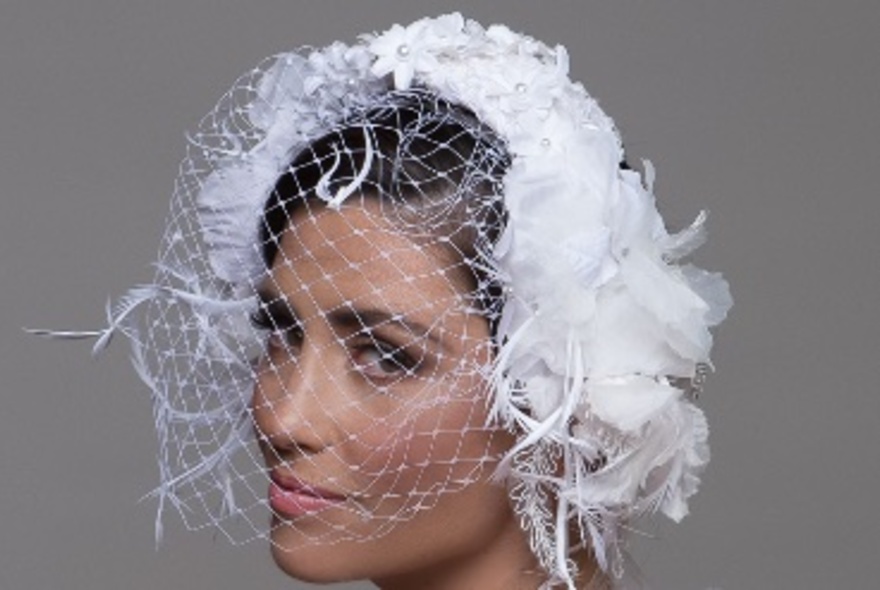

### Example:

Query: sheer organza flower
xmin=482 ymin=53 xmax=565 ymax=115
xmin=368 ymin=20 xmax=438 ymax=88
xmin=127 ymin=14 xmax=730 ymax=589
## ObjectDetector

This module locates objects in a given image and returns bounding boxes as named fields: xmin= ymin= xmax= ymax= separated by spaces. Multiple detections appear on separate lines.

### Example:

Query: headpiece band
xmin=35 ymin=14 xmax=731 ymax=588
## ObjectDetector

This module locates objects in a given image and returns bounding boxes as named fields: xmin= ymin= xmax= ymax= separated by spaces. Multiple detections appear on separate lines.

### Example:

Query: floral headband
xmin=35 ymin=13 xmax=731 ymax=588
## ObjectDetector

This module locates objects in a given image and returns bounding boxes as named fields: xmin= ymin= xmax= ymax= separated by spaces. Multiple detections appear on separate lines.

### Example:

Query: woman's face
xmin=250 ymin=201 xmax=519 ymax=584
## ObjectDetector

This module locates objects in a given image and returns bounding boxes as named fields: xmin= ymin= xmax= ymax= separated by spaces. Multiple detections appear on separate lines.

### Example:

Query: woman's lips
xmin=268 ymin=471 xmax=346 ymax=518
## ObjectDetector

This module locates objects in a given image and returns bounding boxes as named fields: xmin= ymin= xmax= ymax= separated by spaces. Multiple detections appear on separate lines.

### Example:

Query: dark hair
xmin=257 ymin=88 xmax=634 ymax=329
xmin=259 ymin=89 xmax=511 ymax=322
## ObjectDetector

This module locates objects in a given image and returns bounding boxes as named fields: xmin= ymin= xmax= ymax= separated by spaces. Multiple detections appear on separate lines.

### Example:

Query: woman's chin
xmin=270 ymin=539 xmax=348 ymax=583
xmin=268 ymin=524 xmax=372 ymax=584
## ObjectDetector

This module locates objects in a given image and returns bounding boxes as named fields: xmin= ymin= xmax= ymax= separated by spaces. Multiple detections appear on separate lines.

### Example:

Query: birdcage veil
xmin=34 ymin=13 xmax=731 ymax=589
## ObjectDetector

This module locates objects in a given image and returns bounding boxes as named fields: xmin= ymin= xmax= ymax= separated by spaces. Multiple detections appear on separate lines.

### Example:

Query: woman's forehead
xmin=266 ymin=202 xmax=469 ymax=317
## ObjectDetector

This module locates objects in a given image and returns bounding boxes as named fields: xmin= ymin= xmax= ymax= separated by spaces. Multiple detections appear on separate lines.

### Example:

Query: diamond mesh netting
xmin=37 ymin=14 xmax=732 ymax=589
xmin=141 ymin=84 xmax=514 ymax=549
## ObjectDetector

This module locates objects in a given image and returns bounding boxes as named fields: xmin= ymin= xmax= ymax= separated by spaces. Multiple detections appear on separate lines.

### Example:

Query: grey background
xmin=2 ymin=1 xmax=877 ymax=588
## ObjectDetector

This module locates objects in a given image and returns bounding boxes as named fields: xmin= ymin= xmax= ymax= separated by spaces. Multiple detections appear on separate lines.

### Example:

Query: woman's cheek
xmin=359 ymin=390 xmax=499 ymax=496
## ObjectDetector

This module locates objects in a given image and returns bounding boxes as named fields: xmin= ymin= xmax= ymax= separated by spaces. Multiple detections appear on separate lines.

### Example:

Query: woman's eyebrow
xmin=256 ymin=286 xmax=279 ymax=303
xmin=326 ymin=307 xmax=447 ymax=350
xmin=255 ymin=287 xmax=299 ymax=323
xmin=256 ymin=288 xmax=447 ymax=349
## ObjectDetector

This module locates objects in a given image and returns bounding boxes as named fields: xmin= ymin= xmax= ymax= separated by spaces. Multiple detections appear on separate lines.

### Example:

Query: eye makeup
xmin=251 ymin=287 xmax=440 ymax=383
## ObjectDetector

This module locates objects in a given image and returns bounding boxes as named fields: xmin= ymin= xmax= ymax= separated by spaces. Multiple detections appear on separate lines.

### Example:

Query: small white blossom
xmin=485 ymin=23 xmax=520 ymax=50
xmin=368 ymin=20 xmax=437 ymax=89
xmin=483 ymin=54 xmax=563 ymax=114
xmin=422 ymin=12 xmax=470 ymax=50
xmin=184 ymin=15 xmax=731 ymax=587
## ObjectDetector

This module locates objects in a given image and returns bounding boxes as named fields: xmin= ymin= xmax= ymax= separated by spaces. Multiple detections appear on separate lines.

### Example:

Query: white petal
xmin=588 ymin=377 xmax=679 ymax=432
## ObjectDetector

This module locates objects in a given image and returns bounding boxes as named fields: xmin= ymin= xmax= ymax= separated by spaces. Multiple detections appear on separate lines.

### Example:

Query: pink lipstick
xmin=268 ymin=472 xmax=345 ymax=518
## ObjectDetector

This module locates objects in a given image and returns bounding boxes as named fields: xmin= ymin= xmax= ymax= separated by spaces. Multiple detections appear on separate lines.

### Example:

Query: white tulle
xmin=37 ymin=13 xmax=732 ymax=590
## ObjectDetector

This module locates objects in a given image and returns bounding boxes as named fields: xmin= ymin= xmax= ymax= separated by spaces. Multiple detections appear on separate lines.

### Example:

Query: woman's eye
xmin=249 ymin=308 xmax=303 ymax=352
xmin=352 ymin=341 xmax=417 ymax=379
xmin=266 ymin=326 xmax=304 ymax=352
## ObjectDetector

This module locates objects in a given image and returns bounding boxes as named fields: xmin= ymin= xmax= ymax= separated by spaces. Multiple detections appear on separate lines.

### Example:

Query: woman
xmin=42 ymin=13 xmax=731 ymax=589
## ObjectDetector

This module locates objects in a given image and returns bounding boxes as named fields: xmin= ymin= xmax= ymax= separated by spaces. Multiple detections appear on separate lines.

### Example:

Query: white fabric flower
xmin=483 ymin=54 xmax=563 ymax=114
xmin=588 ymin=376 xmax=679 ymax=433
xmin=118 ymin=14 xmax=732 ymax=589
xmin=196 ymin=156 xmax=281 ymax=283
xmin=485 ymin=23 xmax=521 ymax=51
xmin=368 ymin=20 xmax=437 ymax=88
xmin=560 ymin=228 xmax=619 ymax=290
xmin=422 ymin=12 xmax=470 ymax=50
xmin=249 ymin=53 xmax=310 ymax=132
xmin=304 ymin=42 xmax=372 ymax=97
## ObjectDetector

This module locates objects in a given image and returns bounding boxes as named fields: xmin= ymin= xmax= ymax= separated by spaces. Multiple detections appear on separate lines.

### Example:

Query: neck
xmin=373 ymin=516 xmax=602 ymax=590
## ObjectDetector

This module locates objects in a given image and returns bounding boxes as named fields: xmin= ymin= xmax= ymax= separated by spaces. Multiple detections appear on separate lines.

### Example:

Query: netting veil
xmin=41 ymin=13 xmax=731 ymax=589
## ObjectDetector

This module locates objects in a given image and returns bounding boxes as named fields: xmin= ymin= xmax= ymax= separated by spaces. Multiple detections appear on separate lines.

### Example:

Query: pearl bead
xmin=515 ymin=82 xmax=527 ymax=93
xmin=540 ymin=138 xmax=551 ymax=148
xmin=397 ymin=44 xmax=410 ymax=57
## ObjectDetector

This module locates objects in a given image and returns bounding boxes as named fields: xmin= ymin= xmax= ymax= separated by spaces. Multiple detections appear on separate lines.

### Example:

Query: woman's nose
xmin=250 ymin=341 xmax=340 ymax=454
